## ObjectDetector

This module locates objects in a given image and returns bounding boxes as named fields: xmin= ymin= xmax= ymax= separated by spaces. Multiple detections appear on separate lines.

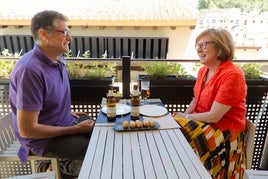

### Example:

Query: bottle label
xmin=107 ymin=90 xmax=114 ymax=96
xmin=132 ymin=89 xmax=139 ymax=96
xmin=131 ymin=107 xmax=140 ymax=117
xmin=107 ymin=106 xmax=116 ymax=117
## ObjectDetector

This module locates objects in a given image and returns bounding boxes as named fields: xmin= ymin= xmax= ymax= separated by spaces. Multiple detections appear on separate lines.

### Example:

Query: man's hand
xmin=76 ymin=119 xmax=95 ymax=133
xmin=70 ymin=112 xmax=89 ymax=119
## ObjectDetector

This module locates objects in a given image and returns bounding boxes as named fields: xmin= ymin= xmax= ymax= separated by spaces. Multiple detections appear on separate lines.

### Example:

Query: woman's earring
xmin=218 ymin=50 xmax=222 ymax=57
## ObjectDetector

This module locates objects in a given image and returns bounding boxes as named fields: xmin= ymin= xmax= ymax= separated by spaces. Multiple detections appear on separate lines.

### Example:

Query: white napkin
xmin=143 ymin=114 xmax=181 ymax=130
xmin=146 ymin=99 xmax=162 ymax=103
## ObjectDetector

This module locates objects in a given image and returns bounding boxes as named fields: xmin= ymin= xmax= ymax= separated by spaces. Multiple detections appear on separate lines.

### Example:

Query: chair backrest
xmin=245 ymin=118 xmax=256 ymax=169
xmin=0 ymin=113 xmax=16 ymax=154
xmin=260 ymin=131 xmax=268 ymax=169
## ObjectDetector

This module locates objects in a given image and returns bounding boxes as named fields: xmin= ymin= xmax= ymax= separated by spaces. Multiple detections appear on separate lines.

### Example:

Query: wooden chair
xmin=6 ymin=171 xmax=55 ymax=179
xmin=0 ymin=113 xmax=60 ymax=179
xmin=260 ymin=131 xmax=268 ymax=170
xmin=245 ymin=118 xmax=256 ymax=169
xmin=243 ymin=170 xmax=268 ymax=179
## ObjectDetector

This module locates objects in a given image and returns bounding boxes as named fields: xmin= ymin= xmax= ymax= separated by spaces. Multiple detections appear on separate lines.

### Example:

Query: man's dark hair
xmin=31 ymin=10 xmax=68 ymax=41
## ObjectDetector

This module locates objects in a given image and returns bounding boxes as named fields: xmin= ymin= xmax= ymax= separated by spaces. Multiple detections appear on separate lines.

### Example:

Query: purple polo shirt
xmin=9 ymin=44 xmax=75 ymax=162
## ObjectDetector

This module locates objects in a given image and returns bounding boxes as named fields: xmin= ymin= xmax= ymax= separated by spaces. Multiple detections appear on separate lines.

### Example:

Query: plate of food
xmin=102 ymin=103 xmax=131 ymax=116
xmin=113 ymin=120 xmax=160 ymax=132
xmin=140 ymin=105 xmax=168 ymax=117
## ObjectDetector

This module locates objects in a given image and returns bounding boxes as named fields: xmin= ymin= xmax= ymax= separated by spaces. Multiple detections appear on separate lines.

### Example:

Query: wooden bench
xmin=0 ymin=113 xmax=60 ymax=179
xmin=6 ymin=171 xmax=55 ymax=179
xmin=243 ymin=170 xmax=268 ymax=179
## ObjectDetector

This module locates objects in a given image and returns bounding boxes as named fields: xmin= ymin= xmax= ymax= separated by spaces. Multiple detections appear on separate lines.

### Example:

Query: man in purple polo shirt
xmin=9 ymin=10 xmax=95 ymax=178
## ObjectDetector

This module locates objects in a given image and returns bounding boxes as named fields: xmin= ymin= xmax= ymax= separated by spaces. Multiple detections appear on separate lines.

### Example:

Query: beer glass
xmin=140 ymin=80 xmax=150 ymax=105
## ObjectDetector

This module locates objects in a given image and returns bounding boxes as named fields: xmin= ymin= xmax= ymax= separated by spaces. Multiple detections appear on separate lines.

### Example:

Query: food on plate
xmin=130 ymin=121 xmax=136 ymax=129
xmin=122 ymin=121 xmax=129 ymax=129
xmin=114 ymin=92 xmax=122 ymax=102
xmin=114 ymin=120 xmax=159 ymax=131
xmin=149 ymin=120 xmax=156 ymax=128
xmin=143 ymin=120 xmax=149 ymax=128
xmin=136 ymin=120 xmax=142 ymax=128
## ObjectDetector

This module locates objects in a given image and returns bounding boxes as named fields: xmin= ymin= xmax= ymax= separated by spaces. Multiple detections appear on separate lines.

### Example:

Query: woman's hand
xmin=172 ymin=112 xmax=186 ymax=118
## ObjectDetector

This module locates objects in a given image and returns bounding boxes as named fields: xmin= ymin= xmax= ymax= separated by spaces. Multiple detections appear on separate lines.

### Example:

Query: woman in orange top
xmin=173 ymin=28 xmax=247 ymax=178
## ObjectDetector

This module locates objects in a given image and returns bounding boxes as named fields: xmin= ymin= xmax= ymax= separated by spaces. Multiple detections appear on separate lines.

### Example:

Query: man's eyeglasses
xmin=195 ymin=41 xmax=215 ymax=50
xmin=53 ymin=29 xmax=71 ymax=37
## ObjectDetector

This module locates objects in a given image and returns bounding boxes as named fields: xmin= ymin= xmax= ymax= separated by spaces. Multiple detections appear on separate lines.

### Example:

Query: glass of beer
xmin=140 ymin=80 xmax=150 ymax=105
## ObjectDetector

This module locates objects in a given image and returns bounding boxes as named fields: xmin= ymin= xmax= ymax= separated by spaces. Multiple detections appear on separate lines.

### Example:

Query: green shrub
xmin=238 ymin=63 xmax=262 ymax=79
xmin=142 ymin=61 xmax=188 ymax=79
xmin=0 ymin=60 xmax=16 ymax=78
xmin=66 ymin=61 xmax=116 ymax=79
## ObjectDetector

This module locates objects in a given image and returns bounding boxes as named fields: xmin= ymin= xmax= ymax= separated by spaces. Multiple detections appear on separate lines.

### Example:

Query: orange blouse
xmin=193 ymin=60 xmax=247 ymax=132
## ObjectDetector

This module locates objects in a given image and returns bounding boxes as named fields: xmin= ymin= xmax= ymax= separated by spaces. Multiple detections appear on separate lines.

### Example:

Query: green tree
xmin=198 ymin=0 xmax=268 ymax=12
xmin=198 ymin=0 xmax=215 ymax=9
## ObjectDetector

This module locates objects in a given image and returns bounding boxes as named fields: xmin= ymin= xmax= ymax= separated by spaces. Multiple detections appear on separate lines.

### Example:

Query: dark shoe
xmin=60 ymin=173 xmax=78 ymax=179
xmin=36 ymin=160 xmax=52 ymax=173
xmin=59 ymin=159 xmax=80 ymax=177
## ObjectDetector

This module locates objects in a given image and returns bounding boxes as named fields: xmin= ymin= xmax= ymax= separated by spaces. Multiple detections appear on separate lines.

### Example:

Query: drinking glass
xmin=140 ymin=80 xmax=150 ymax=105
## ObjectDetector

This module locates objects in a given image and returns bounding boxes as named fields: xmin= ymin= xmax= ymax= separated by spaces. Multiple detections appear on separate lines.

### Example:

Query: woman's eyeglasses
xmin=54 ymin=29 xmax=71 ymax=37
xmin=195 ymin=41 xmax=215 ymax=50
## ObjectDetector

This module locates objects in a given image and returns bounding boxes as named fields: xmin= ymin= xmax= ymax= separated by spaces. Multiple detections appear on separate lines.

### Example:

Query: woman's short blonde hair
xmin=196 ymin=28 xmax=235 ymax=61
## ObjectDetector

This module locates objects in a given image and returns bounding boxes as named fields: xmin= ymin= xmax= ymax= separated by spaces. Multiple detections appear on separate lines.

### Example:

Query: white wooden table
xmin=78 ymin=126 xmax=211 ymax=179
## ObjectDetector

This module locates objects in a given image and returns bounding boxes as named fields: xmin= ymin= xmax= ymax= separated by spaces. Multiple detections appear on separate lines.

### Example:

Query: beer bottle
xmin=106 ymin=84 xmax=116 ymax=122
xmin=130 ymin=84 xmax=140 ymax=120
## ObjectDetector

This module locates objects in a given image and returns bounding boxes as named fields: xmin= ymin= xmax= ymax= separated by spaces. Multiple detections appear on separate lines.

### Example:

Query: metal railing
xmin=1 ymin=57 xmax=268 ymax=170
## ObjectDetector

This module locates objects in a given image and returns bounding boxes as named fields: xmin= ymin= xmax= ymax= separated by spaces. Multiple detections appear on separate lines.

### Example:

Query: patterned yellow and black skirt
xmin=174 ymin=117 xmax=246 ymax=179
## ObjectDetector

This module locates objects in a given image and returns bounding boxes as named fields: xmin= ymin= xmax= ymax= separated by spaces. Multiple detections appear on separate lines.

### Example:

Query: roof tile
xmin=0 ymin=0 xmax=198 ymax=21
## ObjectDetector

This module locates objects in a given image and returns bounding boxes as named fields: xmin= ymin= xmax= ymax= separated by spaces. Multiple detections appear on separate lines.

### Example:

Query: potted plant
xmin=139 ymin=61 xmax=196 ymax=83
xmin=64 ymin=49 xmax=117 ymax=86
xmin=0 ymin=57 xmax=16 ymax=116
xmin=0 ymin=49 xmax=18 ymax=85
xmin=238 ymin=63 xmax=268 ymax=104
xmin=66 ymin=60 xmax=116 ymax=86
xmin=66 ymin=59 xmax=117 ymax=114
xmin=137 ymin=61 xmax=196 ymax=110
xmin=0 ymin=59 xmax=16 ymax=84
xmin=238 ymin=63 xmax=264 ymax=80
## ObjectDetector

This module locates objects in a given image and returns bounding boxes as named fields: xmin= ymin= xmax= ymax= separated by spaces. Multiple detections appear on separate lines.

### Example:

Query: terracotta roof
xmin=0 ymin=0 xmax=199 ymax=27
